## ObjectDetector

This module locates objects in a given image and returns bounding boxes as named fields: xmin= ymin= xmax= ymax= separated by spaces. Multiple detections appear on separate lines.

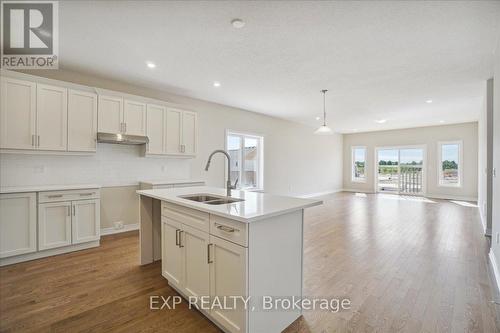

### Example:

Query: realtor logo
xmin=1 ymin=1 xmax=58 ymax=69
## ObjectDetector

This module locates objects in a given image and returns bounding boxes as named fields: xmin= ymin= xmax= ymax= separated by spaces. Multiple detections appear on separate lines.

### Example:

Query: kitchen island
xmin=137 ymin=186 xmax=322 ymax=333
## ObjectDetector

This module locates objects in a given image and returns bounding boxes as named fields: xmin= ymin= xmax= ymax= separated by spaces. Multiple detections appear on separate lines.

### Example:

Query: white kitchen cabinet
xmin=209 ymin=235 xmax=248 ymax=333
xmin=68 ymin=89 xmax=98 ymax=152
xmin=182 ymin=111 xmax=197 ymax=155
xmin=166 ymin=108 xmax=183 ymax=154
xmin=72 ymin=199 xmax=100 ymax=244
xmin=98 ymin=95 xmax=123 ymax=133
xmin=36 ymin=84 xmax=68 ymax=151
xmin=38 ymin=201 xmax=72 ymax=250
xmin=0 ymin=77 xmax=37 ymax=150
xmin=124 ymin=100 xmax=146 ymax=135
xmin=0 ymin=193 xmax=37 ymax=258
xmin=146 ymin=104 xmax=166 ymax=155
xmin=162 ymin=218 xmax=183 ymax=290
xmin=183 ymin=224 xmax=210 ymax=301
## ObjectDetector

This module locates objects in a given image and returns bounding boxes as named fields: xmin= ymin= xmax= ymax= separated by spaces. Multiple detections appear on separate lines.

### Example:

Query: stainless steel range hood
xmin=97 ymin=132 xmax=149 ymax=145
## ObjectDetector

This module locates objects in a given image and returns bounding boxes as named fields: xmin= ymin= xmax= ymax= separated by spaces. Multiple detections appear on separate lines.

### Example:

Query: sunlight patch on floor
xmin=378 ymin=193 xmax=436 ymax=203
xmin=450 ymin=200 xmax=478 ymax=208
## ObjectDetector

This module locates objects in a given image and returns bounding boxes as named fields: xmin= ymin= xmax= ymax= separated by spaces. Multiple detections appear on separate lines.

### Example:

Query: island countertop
xmin=137 ymin=186 xmax=322 ymax=223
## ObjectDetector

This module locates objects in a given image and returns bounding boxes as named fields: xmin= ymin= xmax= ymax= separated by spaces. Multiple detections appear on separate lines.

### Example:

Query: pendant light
xmin=314 ymin=89 xmax=333 ymax=135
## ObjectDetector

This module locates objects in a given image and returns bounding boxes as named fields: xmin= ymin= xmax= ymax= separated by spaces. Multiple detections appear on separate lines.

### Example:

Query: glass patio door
xmin=377 ymin=147 xmax=424 ymax=195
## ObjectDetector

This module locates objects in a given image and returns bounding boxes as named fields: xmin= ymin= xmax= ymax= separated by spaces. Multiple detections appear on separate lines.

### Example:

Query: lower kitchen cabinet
xmin=162 ymin=218 xmax=183 ymax=289
xmin=72 ymin=199 xmax=100 ymax=244
xmin=38 ymin=201 xmax=72 ymax=250
xmin=0 ymin=192 xmax=37 ymax=258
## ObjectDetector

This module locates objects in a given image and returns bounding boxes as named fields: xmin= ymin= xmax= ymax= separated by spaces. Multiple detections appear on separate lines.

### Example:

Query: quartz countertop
xmin=137 ymin=186 xmax=322 ymax=223
xmin=139 ymin=179 xmax=205 ymax=186
xmin=0 ymin=184 xmax=101 ymax=194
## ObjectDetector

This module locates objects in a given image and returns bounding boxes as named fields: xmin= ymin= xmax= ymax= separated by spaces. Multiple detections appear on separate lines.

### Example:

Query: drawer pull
xmin=178 ymin=230 xmax=184 ymax=248
xmin=47 ymin=194 xmax=63 ymax=198
xmin=175 ymin=229 xmax=180 ymax=246
xmin=216 ymin=224 xmax=236 ymax=233
xmin=80 ymin=193 xmax=94 ymax=196
xmin=207 ymin=243 xmax=213 ymax=263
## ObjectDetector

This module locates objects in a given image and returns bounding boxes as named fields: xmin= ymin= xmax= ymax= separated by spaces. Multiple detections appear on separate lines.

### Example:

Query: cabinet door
xmin=123 ymin=100 xmax=146 ymax=135
xmin=0 ymin=193 xmax=37 ymax=258
xmin=162 ymin=219 xmax=183 ymax=289
xmin=209 ymin=235 xmax=248 ymax=333
xmin=0 ymin=77 xmax=36 ymax=150
xmin=165 ymin=108 xmax=182 ymax=154
xmin=182 ymin=111 xmax=197 ymax=155
xmin=98 ymin=95 xmax=123 ymax=133
xmin=38 ymin=202 xmax=72 ymax=250
xmin=68 ymin=89 xmax=97 ymax=152
xmin=72 ymin=199 xmax=100 ymax=244
xmin=182 ymin=224 xmax=210 ymax=303
xmin=146 ymin=104 xmax=166 ymax=154
xmin=37 ymin=84 xmax=68 ymax=151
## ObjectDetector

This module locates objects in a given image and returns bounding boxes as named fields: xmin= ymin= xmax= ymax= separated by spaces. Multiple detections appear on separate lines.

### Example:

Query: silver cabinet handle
xmin=207 ymin=243 xmax=213 ymax=263
xmin=48 ymin=194 xmax=63 ymax=198
xmin=37 ymin=135 xmax=40 ymax=147
xmin=80 ymin=193 xmax=94 ymax=196
xmin=175 ymin=229 xmax=180 ymax=246
xmin=216 ymin=224 xmax=236 ymax=233
xmin=31 ymin=134 xmax=35 ymax=147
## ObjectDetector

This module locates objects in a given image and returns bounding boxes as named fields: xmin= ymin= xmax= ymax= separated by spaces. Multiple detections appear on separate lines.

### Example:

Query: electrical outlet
xmin=114 ymin=221 xmax=124 ymax=230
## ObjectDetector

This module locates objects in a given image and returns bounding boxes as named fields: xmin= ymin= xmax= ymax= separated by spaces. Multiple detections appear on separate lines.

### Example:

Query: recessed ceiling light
xmin=439 ymin=120 xmax=445 ymax=123
xmin=231 ymin=18 xmax=245 ymax=29
xmin=213 ymin=81 xmax=221 ymax=87
xmin=315 ymin=116 xmax=320 ymax=121
xmin=426 ymin=100 xmax=433 ymax=104
xmin=375 ymin=119 xmax=387 ymax=124
xmin=352 ymin=129 xmax=358 ymax=132
xmin=146 ymin=62 xmax=156 ymax=69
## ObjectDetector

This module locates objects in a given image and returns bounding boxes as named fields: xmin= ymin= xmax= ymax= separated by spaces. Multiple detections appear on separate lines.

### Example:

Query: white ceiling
xmin=60 ymin=1 xmax=500 ymax=133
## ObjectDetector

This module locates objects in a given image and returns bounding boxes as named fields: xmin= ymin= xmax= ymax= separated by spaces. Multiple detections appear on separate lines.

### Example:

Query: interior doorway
xmin=376 ymin=146 xmax=426 ymax=195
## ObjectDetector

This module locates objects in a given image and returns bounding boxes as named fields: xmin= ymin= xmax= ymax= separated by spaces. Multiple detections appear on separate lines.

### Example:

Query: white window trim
xmin=351 ymin=146 xmax=367 ymax=183
xmin=225 ymin=129 xmax=264 ymax=191
xmin=437 ymin=140 xmax=463 ymax=188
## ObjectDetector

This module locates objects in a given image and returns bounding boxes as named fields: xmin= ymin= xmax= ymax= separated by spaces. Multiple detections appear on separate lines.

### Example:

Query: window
xmin=226 ymin=131 xmax=264 ymax=190
xmin=352 ymin=146 xmax=366 ymax=182
xmin=438 ymin=141 xmax=462 ymax=187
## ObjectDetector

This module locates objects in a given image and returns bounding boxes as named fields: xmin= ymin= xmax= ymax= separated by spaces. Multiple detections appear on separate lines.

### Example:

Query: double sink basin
xmin=179 ymin=193 xmax=244 ymax=205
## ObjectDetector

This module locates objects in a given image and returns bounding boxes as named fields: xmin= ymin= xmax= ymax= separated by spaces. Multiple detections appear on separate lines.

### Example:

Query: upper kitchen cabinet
xmin=146 ymin=104 xmax=167 ymax=155
xmin=182 ymin=111 xmax=197 ymax=155
xmin=0 ymin=77 xmax=37 ymax=150
xmin=98 ymin=95 xmax=123 ymax=134
xmin=68 ymin=89 xmax=98 ymax=152
xmin=37 ymin=84 xmax=68 ymax=151
xmin=123 ymin=100 xmax=146 ymax=136
xmin=163 ymin=108 xmax=197 ymax=156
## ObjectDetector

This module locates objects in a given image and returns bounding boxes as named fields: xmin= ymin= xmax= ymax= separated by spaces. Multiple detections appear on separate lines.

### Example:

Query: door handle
xmin=175 ymin=229 xmax=180 ymax=246
xmin=178 ymin=230 xmax=184 ymax=248
xmin=207 ymin=243 xmax=213 ymax=263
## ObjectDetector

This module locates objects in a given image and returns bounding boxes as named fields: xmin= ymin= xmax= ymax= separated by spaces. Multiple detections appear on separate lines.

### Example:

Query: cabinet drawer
xmin=38 ymin=189 xmax=100 ymax=203
xmin=161 ymin=202 xmax=209 ymax=232
xmin=210 ymin=215 xmax=247 ymax=247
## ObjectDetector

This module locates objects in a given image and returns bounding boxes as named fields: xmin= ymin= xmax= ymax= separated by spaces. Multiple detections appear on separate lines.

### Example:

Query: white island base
xmin=138 ymin=187 xmax=321 ymax=333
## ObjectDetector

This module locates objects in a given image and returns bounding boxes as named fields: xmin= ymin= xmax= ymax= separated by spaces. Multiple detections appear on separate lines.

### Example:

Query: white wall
xmin=478 ymin=79 xmax=494 ymax=235
xmin=0 ymin=69 xmax=344 ymax=197
xmin=342 ymin=122 xmax=478 ymax=200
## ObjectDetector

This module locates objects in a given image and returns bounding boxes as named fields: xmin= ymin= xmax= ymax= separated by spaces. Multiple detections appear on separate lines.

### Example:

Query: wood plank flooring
xmin=1 ymin=192 xmax=499 ymax=332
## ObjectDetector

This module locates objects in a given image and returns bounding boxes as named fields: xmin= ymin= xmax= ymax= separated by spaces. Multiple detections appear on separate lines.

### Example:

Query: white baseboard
xmin=489 ymin=250 xmax=500 ymax=293
xmin=100 ymin=223 xmax=140 ymax=236
xmin=342 ymin=188 xmax=374 ymax=194
xmin=0 ymin=240 xmax=100 ymax=267
xmin=298 ymin=189 xmax=343 ymax=198
xmin=480 ymin=209 xmax=492 ymax=236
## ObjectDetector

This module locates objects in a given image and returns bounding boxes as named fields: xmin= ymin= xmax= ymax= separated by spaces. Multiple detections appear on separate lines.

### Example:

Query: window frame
xmin=351 ymin=146 xmax=367 ymax=183
xmin=225 ymin=130 xmax=264 ymax=191
xmin=437 ymin=140 xmax=463 ymax=188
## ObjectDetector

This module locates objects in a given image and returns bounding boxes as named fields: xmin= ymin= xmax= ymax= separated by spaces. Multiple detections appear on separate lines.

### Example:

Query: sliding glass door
xmin=377 ymin=147 xmax=425 ymax=195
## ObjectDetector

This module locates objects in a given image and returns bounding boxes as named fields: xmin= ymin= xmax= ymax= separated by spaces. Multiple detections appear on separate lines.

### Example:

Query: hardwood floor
xmin=1 ymin=192 xmax=499 ymax=332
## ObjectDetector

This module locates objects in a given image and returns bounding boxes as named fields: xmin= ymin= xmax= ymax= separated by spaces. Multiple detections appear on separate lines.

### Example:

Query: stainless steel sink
xmin=179 ymin=194 xmax=221 ymax=202
xmin=204 ymin=198 xmax=244 ymax=205
xmin=179 ymin=193 xmax=244 ymax=205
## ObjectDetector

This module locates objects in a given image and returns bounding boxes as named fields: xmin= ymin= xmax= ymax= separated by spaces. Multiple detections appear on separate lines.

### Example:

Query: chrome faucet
xmin=205 ymin=149 xmax=236 ymax=196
